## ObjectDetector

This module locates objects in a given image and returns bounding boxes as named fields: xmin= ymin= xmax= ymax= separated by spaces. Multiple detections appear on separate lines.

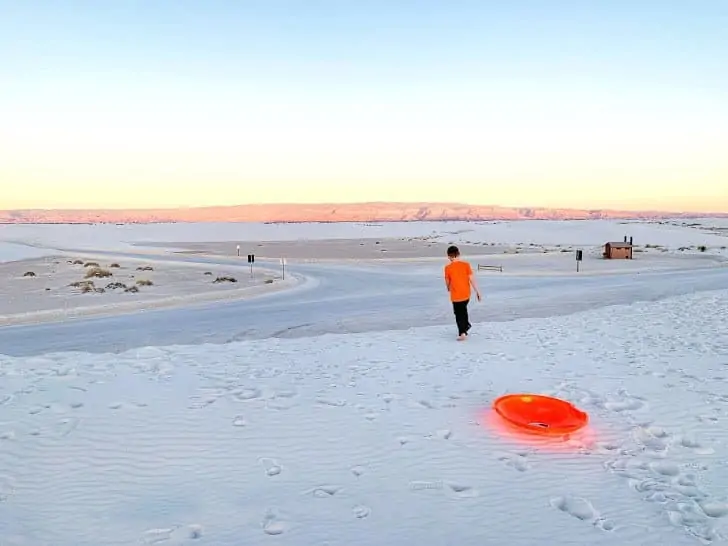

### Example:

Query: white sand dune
xmin=1 ymin=290 xmax=727 ymax=545
xmin=1 ymin=218 xmax=728 ymax=545
xmin=0 ymin=254 xmax=298 ymax=327
xmin=2 ymin=217 xmax=727 ymax=254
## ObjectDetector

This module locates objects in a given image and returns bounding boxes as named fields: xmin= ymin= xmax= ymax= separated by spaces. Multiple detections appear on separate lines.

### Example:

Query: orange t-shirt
xmin=444 ymin=260 xmax=473 ymax=302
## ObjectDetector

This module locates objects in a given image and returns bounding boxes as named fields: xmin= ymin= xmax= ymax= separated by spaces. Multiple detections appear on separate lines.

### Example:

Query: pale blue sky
xmin=1 ymin=1 xmax=727 ymax=211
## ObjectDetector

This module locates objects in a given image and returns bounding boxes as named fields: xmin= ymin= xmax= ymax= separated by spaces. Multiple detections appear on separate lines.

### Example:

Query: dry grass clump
xmin=213 ymin=276 xmax=237 ymax=283
xmin=109 ymin=263 xmax=121 ymax=268
xmin=69 ymin=280 xmax=104 ymax=294
xmin=85 ymin=267 xmax=113 ymax=279
xmin=136 ymin=266 xmax=154 ymax=271
xmin=125 ymin=285 xmax=139 ymax=293
xmin=70 ymin=280 xmax=94 ymax=289
xmin=106 ymin=282 xmax=128 ymax=290
xmin=136 ymin=279 xmax=154 ymax=287
xmin=84 ymin=261 xmax=100 ymax=268
xmin=23 ymin=271 xmax=36 ymax=277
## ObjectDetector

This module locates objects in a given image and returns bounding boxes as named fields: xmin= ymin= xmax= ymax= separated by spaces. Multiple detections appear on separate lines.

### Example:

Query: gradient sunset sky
xmin=1 ymin=1 xmax=727 ymax=212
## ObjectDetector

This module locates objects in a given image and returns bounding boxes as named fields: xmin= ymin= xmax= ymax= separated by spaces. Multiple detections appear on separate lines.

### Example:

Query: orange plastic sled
xmin=493 ymin=394 xmax=588 ymax=435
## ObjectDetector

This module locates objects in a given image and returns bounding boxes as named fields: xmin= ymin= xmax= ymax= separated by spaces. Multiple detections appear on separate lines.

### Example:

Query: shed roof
xmin=605 ymin=242 xmax=633 ymax=248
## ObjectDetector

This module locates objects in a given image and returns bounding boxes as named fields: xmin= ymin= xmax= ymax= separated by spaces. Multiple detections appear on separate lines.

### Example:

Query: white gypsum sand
xmin=0 ymin=254 xmax=297 ymax=327
xmin=0 ymin=290 xmax=727 ymax=545
xmin=138 ymin=237 xmax=727 ymax=275
xmin=2 ymin=218 xmax=728 ymax=256
xmin=1 ymin=217 xmax=728 ymax=545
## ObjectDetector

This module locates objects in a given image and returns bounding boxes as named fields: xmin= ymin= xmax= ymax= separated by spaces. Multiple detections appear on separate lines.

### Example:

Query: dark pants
xmin=452 ymin=299 xmax=471 ymax=336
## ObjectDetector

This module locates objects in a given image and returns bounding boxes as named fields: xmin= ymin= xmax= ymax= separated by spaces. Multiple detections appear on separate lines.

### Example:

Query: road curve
xmin=1 ymin=249 xmax=727 ymax=357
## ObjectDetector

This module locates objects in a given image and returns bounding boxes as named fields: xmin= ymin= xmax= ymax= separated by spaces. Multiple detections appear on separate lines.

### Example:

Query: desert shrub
xmin=84 ymin=262 xmax=100 ymax=267
xmin=136 ymin=266 xmax=154 ymax=271
xmin=80 ymin=284 xmax=105 ymax=294
xmin=124 ymin=285 xmax=139 ymax=293
xmin=213 ymin=276 xmax=237 ymax=283
xmin=698 ymin=245 xmax=707 ymax=252
xmin=264 ymin=279 xmax=274 ymax=284
xmin=204 ymin=271 xmax=213 ymax=275
xmin=85 ymin=267 xmax=112 ymax=279
xmin=136 ymin=279 xmax=153 ymax=286
xmin=109 ymin=263 xmax=121 ymax=268
xmin=72 ymin=259 xmax=84 ymax=265
xmin=23 ymin=271 xmax=36 ymax=277
xmin=106 ymin=282 xmax=127 ymax=290
xmin=70 ymin=280 xmax=94 ymax=288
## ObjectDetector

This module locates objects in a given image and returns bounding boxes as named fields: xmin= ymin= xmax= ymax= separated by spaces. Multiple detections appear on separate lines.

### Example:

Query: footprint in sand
xmin=409 ymin=480 xmax=478 ymax=499
xmin=550 ymin=495 xmax=614 ymax=531
xmin=260 ymin=458 xmax=282 ymax=477
xmin=142 ymin=524 xmax=203 ymax=544
xmin=631 ymin=425 xmax=670 ymax=454
xmin=604 ymin=397 xmax=646 ymax=412
xmin=698 ymin=500 xmax=728 ymax=519
xmin=497 ymin=451 xmax=530 ymax=472
xmin=262 ymin=510 xmax=286 ymax=535
xmin=679 ymin=434 xmax=716 ymax=455
xmin=142 ymin=527 xmax=175 ymax=544
xmin=306 ymin=485 xmax=343 ymax=498
xmin=353 ymin=505 xmax=371 ymax=519
xmin=316 ymin=398 xmax=347 ymax=407
xmin=605 ymin=432 xmax=726 ymax=543
xmin=444 ymin=481 xmax=479 ymax=499
xmin=233 ymin=388 xmax=262 ymax=401
xmin=232 ymin=415 xmax=247 ymax=427
xmin=57 ymin=417 xmax=79 ymax=437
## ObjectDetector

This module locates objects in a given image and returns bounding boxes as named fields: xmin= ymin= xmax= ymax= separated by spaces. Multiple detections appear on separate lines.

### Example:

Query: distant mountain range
xmin=1 ymin=202 xmax=725 ymax=224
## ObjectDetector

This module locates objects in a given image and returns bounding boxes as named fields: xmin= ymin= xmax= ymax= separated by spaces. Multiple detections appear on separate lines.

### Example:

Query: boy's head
xmin=447 ymin=245 xmax=460 ymax=260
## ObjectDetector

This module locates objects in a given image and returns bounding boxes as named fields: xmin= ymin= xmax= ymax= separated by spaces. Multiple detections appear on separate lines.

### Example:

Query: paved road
xmin=1 ymin=249 xmax=726 ymax=357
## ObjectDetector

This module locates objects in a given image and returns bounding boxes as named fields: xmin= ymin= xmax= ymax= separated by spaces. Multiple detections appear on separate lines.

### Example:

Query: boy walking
xmin=444 ymin=245 xmax=481 ymax=341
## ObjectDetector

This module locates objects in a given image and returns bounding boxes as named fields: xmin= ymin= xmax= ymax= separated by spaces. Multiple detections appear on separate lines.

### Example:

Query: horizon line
xmin=2 ymin=200 xmax=728 ymax=216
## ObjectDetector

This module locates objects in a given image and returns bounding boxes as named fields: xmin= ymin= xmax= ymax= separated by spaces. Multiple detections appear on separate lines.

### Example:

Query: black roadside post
xmin=248 ymin=254 xmax=254 ymax=277
xmin=576 ymin=249 xmax=583 ymax=272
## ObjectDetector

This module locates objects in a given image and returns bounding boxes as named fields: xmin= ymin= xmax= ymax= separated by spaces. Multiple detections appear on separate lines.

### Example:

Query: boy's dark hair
xmin=447 ymin=245 xmax=460 ymax=257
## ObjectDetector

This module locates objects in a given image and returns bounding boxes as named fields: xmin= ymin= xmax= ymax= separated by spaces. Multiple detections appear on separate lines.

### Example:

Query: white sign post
xmin=280 ymin=257 xmax=286 ymax=280
xmin=236 ymin=244 xmax=240 ymax=257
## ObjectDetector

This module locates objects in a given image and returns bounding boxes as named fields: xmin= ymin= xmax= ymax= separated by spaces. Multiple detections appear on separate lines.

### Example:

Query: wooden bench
xmin=477 ymin=264 xmax=503 ymax=272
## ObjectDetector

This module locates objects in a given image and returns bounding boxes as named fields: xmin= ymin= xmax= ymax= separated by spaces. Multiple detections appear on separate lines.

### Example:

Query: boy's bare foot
xmin=457 ymin=334 xmax=466 ymax=341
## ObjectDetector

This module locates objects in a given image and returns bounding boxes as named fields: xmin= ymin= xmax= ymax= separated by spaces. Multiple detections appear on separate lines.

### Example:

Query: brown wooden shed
xmin=603 ymin=242 xmax=633 ymax=259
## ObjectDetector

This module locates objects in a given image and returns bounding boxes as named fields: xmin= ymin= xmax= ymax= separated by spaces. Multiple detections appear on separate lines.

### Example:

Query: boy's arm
xmin=468 ymin=264 xmax=481 ymax=298
xmin=444 ymin=268 xmax=451 ymax=292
